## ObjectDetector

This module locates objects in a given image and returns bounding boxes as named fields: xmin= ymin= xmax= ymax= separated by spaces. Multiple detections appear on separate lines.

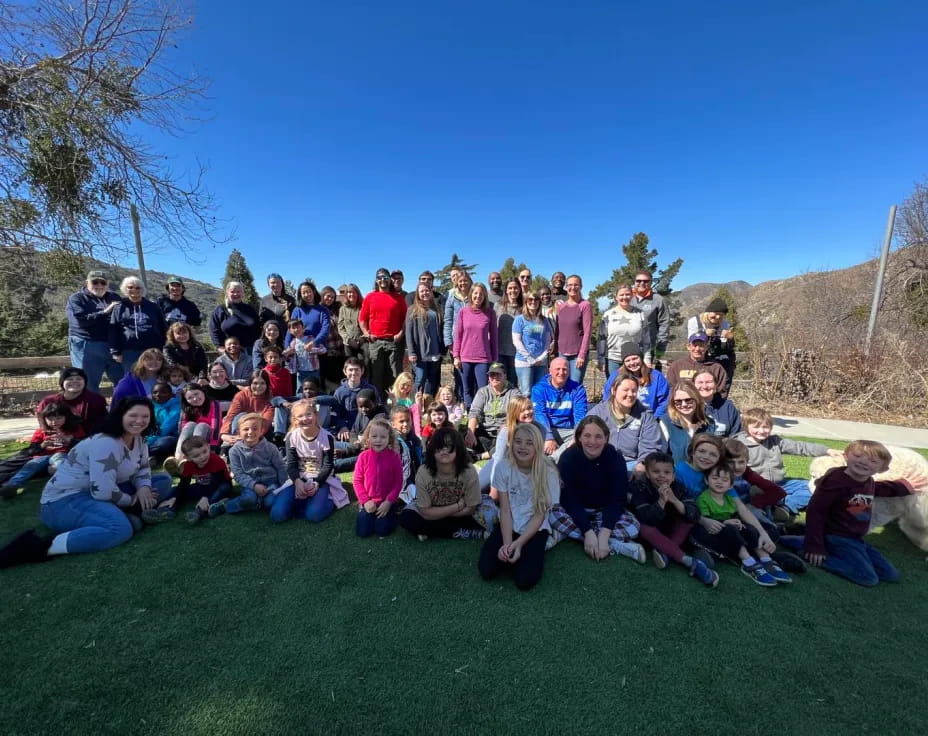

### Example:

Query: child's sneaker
xmin=208 ymin=499 xmax=228 ymax=518
xmin=763 ymin=560 xmax=793 ymax=584
xmin=691 ymin=548 xmax=716 ymax=570
xmin=652 ymin=549 xmax=669 ymax=570
xmin=1 ymin=484 xmax=19 ymax=499
xmin=689 ymin=558 xmax=720 ymax=588
xmin=452 ymin=528 xmax=486 ymax=540
xmin=741 ymin=561 xmax=777 ymax=587
xmin=772 ymin=506 xmax=794 ymax=524
xmin=162 ymin=457 xmax=182 ymax=477
xmin=610 ymin=540 xmax=646 ymax=563
xmin=416 ymin=534 xmax=428 ymax=542
xmin=141 ymin=507 xmax=176 ymax=524
xmin=545 ymin=529 xmax=563 ymax=551
xmin=771 ymin=550 xmax=806 ymax=574
xmin=185 ymin=509 xmax=205 ymax=524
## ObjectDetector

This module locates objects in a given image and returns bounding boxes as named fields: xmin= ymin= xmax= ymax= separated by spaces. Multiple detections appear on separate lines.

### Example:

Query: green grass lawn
xmin=1 ymin=438 xmax=927 ymax=735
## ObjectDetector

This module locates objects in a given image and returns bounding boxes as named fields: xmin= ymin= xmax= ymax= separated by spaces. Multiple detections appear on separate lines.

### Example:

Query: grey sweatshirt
xmin=732 ymin=432 xmax=829 ymax=483
xmin=229 ymin=438 xmax=288 ymax=488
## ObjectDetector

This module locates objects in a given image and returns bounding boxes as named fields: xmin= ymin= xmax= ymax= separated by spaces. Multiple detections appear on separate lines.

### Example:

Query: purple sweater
xmin=556 ymin=300 xmax=592 ymax=357
xmin=453 ymin=307 xmax=498 ymax=363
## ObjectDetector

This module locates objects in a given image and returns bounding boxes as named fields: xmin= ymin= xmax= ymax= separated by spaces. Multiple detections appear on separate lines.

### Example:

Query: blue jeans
xmin=497 ymin=355 xmax=517 ymax=387
xmin=69 ymin=336 xmax=124 ymax=393
xmin=268 ymin=483 xmax=336 ymax=523
xmin=225 ymin=487 xmax=262 ymax=513
xmin=6 ymin=454 xmax=66 ymax=487
xmin=606 ymin=358 xmax=623 ymax=376
xmin=412 ymin=360 xmax=441 ymax=396
xmin=781 ymin=534 xmax=899 ymax=586
xmin=461 ymin=362 xmax=489 ymax=408
xmin=356 ymin=506 xmax=398 ymax=537
xmin=39 ymin=475 xmax=173 ymax=555
xmin=559 ymin=353 xmax=588 ymax=384
xmin=147 ymin=435 xmax=178 ymax=459
xmin=781 ymin=478 xmax=812 ymax=513
xmin=515 ymin=365 xmax=547 ymax=396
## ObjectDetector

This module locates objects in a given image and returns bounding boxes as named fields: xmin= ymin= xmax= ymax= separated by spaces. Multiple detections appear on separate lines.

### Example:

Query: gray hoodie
xmin=732 ymin=431 xmax=829 ymax=483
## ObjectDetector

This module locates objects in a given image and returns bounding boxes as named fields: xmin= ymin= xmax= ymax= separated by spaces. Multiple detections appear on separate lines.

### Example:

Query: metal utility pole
xmin=130 ymin=203 xmax=148 ymax=292
xmin=864 ymin=204 xmax=897 ymax=357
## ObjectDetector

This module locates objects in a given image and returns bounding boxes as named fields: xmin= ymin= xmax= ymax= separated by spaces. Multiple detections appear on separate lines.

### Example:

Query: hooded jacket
xmin=588 ymin=400 xmax=665 ymax=464
xmin=108 ymin=298 xmax=167 ymax=356
xmin=67 ymin=287 xmax=121 ymax=342
xmin=157 ymin=295 xmax=202 ymax=326
xmin=731 ymin=432 xmax=829 ymax=484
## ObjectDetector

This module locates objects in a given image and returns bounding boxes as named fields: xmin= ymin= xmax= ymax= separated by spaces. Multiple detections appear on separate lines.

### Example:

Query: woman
xmin=157 ymin=277 xmax=202 ymax=327
xmin=659 ymin=380 xmax=717 ymax=463
xmin=289 ymin=281 xmax=331 ymax=349
xmin=319 ymin=286 xmax=345 ymax=392
xmin=204 ymin=361 xmax=240 ymax=407
xmin=588 ymin=376 xmax=665 ymax=475
xmin=597 ymin=284 xmax=648 ymax=376
xmin=0 ymin=398 xmax=174 ymax=565
xmin=111 ymin=348 xmax=166 ymax=405
xmin=163 ymin=322 xmax=208 ymax=382
xmin=219 ymin=370 xmax=275 ymax=446
xmin=259 ymin=272 xmax=295 ymax=325
xmin=512 ymin=289 xmax=552 ymax=395
xmin=405 ymin=281 xmax=444 ymax=395
xmin=555 ymin=274 xmax=593 ymax=384
xmin=687 ymin=297 xmax=736 ymax=384
xmin=452 ymin=282 xmax=498 ymax=408
xmin=443 ymin=271 xmax=473 ymax=399
xmin=602 ymin=346 xmax=670 ymax=419
xmin=359 ymin=268 xmax=408 ymax=393
xmin=252 ymin=320 xmax=285 ymax=370
xmin=209 ymin=281 xmax=261 ymax=357
xmin=338 ymin=284 xmax=365 ymax=362
xmin=108 ymin=276 xmax=167 ymax=370
xmin=693 ymin=370 xmax=742 ymax=438
xmin=35 ymin=367 xmax=108 ymax=435
xmin=494 ymin=279 xmax=523 ymax=387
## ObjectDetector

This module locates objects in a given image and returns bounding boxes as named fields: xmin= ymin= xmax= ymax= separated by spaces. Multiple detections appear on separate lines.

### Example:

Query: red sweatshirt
xmin=264 ymin=363 xmax=294 ymax=398
xmin=742 ymin=467 xmax=786 ymax=508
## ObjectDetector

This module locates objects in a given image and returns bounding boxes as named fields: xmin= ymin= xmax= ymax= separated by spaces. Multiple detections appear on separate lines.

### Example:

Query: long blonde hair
xmin=504 ymin=395 xmax=534 ymax=438
xmin=506 ymin=423 xmax=555 ymax=516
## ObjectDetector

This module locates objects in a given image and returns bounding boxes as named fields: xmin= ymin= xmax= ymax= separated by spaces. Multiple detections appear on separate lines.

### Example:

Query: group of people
xmin=0 ymin=265 xmax=912 ymax=592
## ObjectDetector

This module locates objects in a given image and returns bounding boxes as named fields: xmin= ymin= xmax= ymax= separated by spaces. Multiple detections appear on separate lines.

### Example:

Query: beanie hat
xmin=705 ymin=297 xmax=729 ymax=313
xmin=620 ymin=343 xmax=643 ymax=360
xmin=59 ymin=366 xmax=88 ymax=388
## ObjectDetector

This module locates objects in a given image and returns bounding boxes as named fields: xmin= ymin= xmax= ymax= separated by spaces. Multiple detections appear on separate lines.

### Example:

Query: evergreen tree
xmin=497 ymin=258 xmax=548 ymax=291
xmin=218 ymin=249 xmax=260 ymax=307
xmin=434 ymin=253 xmax=478 ymax=294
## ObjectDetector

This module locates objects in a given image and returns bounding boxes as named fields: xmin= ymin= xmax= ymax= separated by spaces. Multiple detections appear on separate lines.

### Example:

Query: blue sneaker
xmin=742 ymin=561 xmax=777 ymax=587
xmin=689 ymin=558 xmax=720 ymax=588
xmin=763 ymin=560 xmax=793 ymax=584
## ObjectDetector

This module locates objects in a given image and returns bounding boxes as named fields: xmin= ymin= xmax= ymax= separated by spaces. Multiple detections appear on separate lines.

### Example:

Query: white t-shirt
xmin=490 ymin=456 xmax=560 ymax=534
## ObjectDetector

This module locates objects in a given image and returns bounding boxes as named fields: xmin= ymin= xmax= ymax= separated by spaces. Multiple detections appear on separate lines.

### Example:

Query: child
xmin=733 ymin=408 xmax=843 ymax=515
xmin=399 ymin=426 xmax=492 ymax=540
xmin=352 ymin=417 xmax=404 ymax=537
xmin=723 ymin=438 xmax=787 ymax=513
xmin=163 ymin=322 xmax=208 ymax=381
xmin=213 ymin=414 xmax=288 ymax=517
xmin=674 ymin=433 xmax=726 ymax=498
xmin=781 ymin=440 xmax=912 ymax=586
xmin=262 ymin=345 xmax=295 ymax=398
xmin=388 ymin=372 xmax=415 ymax=408
xmin=421 ymin=401 xmax=453 ymax=442
xmin=147 ymin=380 xmax=182 ymax=462
xmin=164 ymin=383 xmax=222 ymax=474
xmin=165 ymin=364 xmax=192 ymax=395
xmin=436 ymin=385 xmax=466 ymax=428
xmin=284 ymin=318 xmax=326 ymax=385
xmin=253 ymin=320 xmax=285 ymax=370
xmin=333 ymin=357 xmax=381 ymax=438
xmin=391 ymin=405 xmax=422 ymax=505
xmin=478 ymin=423 xmax=559 ymax=590
xmin=144 ymin=436 xmax=233 ymax=524
xmin=275 ymin=399 xmax=349 ymax=523
xmin=334 ymin=389 xmax=387 ymax=473
xmin=692 ymin=463 xmax=792 ymax=586
xmin=630 ymin=452 xmax=718 ymax=586
xmin=0 ymin=403 xmax=85 ymax=498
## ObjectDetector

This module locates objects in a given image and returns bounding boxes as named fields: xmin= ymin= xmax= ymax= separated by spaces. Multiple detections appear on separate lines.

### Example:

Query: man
xmin=518 ymin=268 xmax=532 ymax=294
xmin=157 ymin=277 xmax=202 ymax=327
xmin=666 ymin=332 xmax=729 ymax=398
xmin=391 ymin=270 xmax=406 ymax=299
xmin=631 ymin=270 xmax=669 ymax=369
xmin=465 ymin=362 xmax=520 ymax=457
xmin=487 ymin=272 xmax=504 ymax=306
xmin=531 ymin=357 xmax=588 ymax=456
xmin=259 ymin=272 xmax=296 ymax=324
xmin=66 ymin=270 xmax=123 ymax=392
xmin=359 ymin=267 xmax=408 ymax=392
xmin=550 ymin=271 xmax=568 ymax=301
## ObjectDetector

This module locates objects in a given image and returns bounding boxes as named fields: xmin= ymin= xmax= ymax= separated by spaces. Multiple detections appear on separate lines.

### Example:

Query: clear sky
xmin=130 ymin=0 xmax=928 ymax=293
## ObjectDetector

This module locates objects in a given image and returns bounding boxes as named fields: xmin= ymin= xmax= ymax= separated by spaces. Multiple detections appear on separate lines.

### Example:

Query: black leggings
xmin=691 ymin=523 xmax=760 ymax=561
xmin=478 ymin=526 xmax=549 ymax=591
xmin=399 ymin=508 xmax=483 ymax=538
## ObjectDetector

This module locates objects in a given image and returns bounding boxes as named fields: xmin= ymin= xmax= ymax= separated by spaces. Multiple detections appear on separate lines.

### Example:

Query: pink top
xmin=352 ymin=447 xmax=404 ymax=504
xmin=452 ymin=306 xmax=498 ymax=362
xmin=180 ymin=400 xmax=223 ymax=446
xmin=556 ymin=300 xmax=592 ymax=357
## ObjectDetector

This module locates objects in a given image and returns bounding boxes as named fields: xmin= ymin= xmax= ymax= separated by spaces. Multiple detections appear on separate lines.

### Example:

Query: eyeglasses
xmin=635 ymin=279 xmax=651 ymax=284
xmin=519 ymin=275 xmax=531 ymax=281
xmin=126 ymin=285 xmax=141 ymax=290
xmin=376 ymin=275 xmax=390 ymax=281
xmin=91 ymin=279 xmax=107 ymax=286
xmin=489 ymin=373 xmax=504 ymax=378
xmin=525 ymin=297 xmax=538 ymax=302
xmin=673 ymin=398 xmax=696 ymax=406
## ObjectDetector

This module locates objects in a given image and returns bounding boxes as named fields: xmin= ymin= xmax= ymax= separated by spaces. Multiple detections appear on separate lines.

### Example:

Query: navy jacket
xmin=209 ymin=303 xmax=261 ymax=350
xmin=157 ymin=295 xmax=202 ymax=327
xmin=109 ymin=299 xmax=167 ymax=356
xmin=67 ymin=288 xmax=121 ymax=341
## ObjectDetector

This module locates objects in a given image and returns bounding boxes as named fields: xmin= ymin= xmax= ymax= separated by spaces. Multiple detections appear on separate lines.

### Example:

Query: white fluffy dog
xmin=809 ymin=446 xmax=928 ymax=551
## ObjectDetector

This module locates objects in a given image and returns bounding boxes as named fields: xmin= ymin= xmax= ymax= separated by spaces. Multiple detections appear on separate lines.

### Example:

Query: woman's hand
xmin=576 ymin=355 xmax=585 ymax=369
xmin=453 ymin=357 xmax=462 ymax=370
xmin=134 ymin=486 xmax=157 ymax=510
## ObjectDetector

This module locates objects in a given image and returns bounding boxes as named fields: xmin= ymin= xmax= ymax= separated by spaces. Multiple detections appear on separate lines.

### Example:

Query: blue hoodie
xmin=108 ymin=298 xmax=167 ymax=356
xmin=332 ymin=379 xmax=381 ymax=431
xmin=67 ymin=288 xmax=121 ymax=341
xmin=530 ymin=375 xmax=588 ymax=441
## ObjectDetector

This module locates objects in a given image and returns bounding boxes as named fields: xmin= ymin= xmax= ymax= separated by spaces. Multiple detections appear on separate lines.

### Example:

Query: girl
xmin=421 ymin=401 xmax=453 ymax=442
xmin=495 ymin=279 xmax=523 ymax=387
xmin=477 ymin=395 xmax=540 ymax=492
xmin=111 ymin=348 xmax=165 ymax=404
xmin=337 ymin=283 xmax=365 ymax=361
xmin=204 ymin=361 xmax=240 ymax=404
xmin=399 ymin=426 xmax=491 ymax=540
xmin=478 ymin=423 xmax=559 ymax=590
xmin=220 ymin=369 xmax=275 ymax=446
xmin=146 ymin=380 xmax=182 ymax=462
xmin=452 ymin=282 xmax=498 ymax=408
xmin=436 ymin=385 xmax=466 ymax=428
xmin=405 ymin=282 xmax=444 ymax=395
xmin=353 ymin=417 xmax=404 ymax=537
xmin=165 ymin=383 xmax=222 ymax=473
xmin=659 ymin=380 xmax=716 ymax=463
xmin=555 ymin=274 xmax=593 ymax=384
xmin=552 ymin=416 xmax=645 ymax=562
xmin=252 ymin=319 xmax=285 ymax=370
xmin=262 ymin=345 xmax=294 ymax=398
xmin=165 ymin=364 xmax=192 ymax=395
xmin=674 ymin=433 xmax=726 ymax=499
xmin=163 ymin=322 xmax=209 ymax=381
xmin=512 ymin=289 xmax=553 ymax=395
xmin=693 ymin=463 xmax=791 ymax=587
xmin=602 ymin=347 xmax=670 ymax=419
xmin=0 ymin=403 xmax=85 ymax=498
xmin=388 ymin=372 xmax=415 ymax=408
xmin=273 ymin=400 xmax=349 ymax=523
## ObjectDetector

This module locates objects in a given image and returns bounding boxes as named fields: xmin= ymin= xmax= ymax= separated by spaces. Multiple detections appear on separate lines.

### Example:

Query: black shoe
xmin=691 ymin=548 xmax=716 ymax=570
xmin=0 ymin=484 xmax=18 ymax=500
xmin=0 ymin=530 xmax=53 ymax=569
xmin=784 ymin=521 xmax=807 ymax=535
xmin=771 ymin=550 xmax=807 ymax=574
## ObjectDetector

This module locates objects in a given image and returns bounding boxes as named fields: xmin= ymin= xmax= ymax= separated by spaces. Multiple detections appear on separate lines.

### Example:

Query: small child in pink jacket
xmin=353 ymin=417 xmax=404 ymax=537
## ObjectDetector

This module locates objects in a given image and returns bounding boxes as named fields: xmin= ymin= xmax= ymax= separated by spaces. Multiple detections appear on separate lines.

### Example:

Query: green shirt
xmin=697 ymin=490 xmax=737 ymax=522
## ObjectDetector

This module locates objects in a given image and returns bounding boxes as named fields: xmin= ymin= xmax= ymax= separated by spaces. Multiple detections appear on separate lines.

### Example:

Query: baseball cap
xmin=87 ymin=270 xmax=107 ymax=281
xmin=488 ymin=362 xmax=506 ymax=375
xmin=688 ymin=331 xmax=709 ymax=343
xmin=166 ymin=276 xmax=184 ymax=286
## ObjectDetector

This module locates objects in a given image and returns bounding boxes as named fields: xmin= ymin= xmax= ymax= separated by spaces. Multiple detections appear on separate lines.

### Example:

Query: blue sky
xmin=131 ymin=0 xmax=928 ymax=293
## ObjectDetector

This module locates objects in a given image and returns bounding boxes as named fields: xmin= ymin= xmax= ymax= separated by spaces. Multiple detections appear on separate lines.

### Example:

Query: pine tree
xmin=218 ymin=249 xmax=260 ymax=307
xmin=434 ymin=253 xmax=478 ymax=294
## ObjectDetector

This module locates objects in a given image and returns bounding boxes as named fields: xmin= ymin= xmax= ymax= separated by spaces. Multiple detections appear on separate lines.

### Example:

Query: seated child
xmin=477 ymin=423 xmax=558 ymax=591
xmin=436 ymin=385 xmax=466 ymax=428
xmin=333 ymin=388 xmax=386 ymax=473
xmin=692 ymin=462 xmax=792 ymax=587
xmin=399 ymin=426 xmax=494 ymax=540
xmin=733 ymin=408 xmax=843 ymax=515
xmin=143 ymin=436 xmax=233 ymax=524
xmin=271 ymin=378 xmax=340 ymax=441
xmin=421 ymin=401 xmax=453 ymax=442
xmin=212 ymin=414 xmax=287 ymax=517
xmin=0 ymin=402 xmax=86 ymax=498
xmin=630 ymin=452 xmax=718 ymax=587
xmin=387 ymin=372 xmax=415 ymax=408
xmin=353 ymin=417 xmax=404 ymax=538
xmin=391 ymin=405 xmax=422 ymax=505
xmin=284 ymin=318 xmax=326 ymax=385
xmin=274 ymin=399 xmax=349 ymax=523
xmin=166 ymin=364 xmax=192 ymax=395
xmin=674 ymin=433 xmax=726 ymax=499
xmin=147 ymin=381 xmax=181 ymax=462
xmin=164 ymin=383 xmax=222 ymax=474
xmin=262 ymin=345 xmax=295 ymax=398
xmin=780 ymin=440 xmax=912 ymax=586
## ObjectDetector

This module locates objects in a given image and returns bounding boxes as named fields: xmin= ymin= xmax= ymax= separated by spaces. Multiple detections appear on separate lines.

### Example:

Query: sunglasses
xmin=126 ymin=285 xmax=142 ymax=290
xmin=635 ymin=279 xmax=651 ymax=284
xmin=91 ymin=279 xmax=107 ymax=286
xmin=376 ymin=275 xmax=390 ymax=281
xmin=673 ymin=398 xmax=696 ymax=406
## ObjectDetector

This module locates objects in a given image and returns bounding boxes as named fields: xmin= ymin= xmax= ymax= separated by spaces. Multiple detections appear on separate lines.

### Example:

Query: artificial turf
xmin=0 ymin=438 xmax=926 ymax=735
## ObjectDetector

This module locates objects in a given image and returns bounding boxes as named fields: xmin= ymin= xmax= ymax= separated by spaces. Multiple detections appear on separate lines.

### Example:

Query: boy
xmin=284 ymin=318 xmax=327 ymax=384
xmin=214 ymin=414 xmax=288 ymax=517
xmin=391 ymin=405 xmax=422 ymax=505
xmin=262 ymin=345 xmax=294 ymax=398
xmin=145 ymin=436 xmax=233 ymax=524
xmin=333 ymin=357 xmax=381 ymax=438
xmin=782 ymin=440 xmax=912 ymax=586
xmin=733 ymin=408 xmax=843 ymax=516
xmin=333 ymin=389 xmax=386 ymax=473
xmin=217 ymin=337 xmax=252 ymax=386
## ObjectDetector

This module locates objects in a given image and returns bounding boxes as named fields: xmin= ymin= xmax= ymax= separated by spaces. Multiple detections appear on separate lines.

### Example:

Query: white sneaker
xmin=610 ymin=540 xmax=646 ymax=563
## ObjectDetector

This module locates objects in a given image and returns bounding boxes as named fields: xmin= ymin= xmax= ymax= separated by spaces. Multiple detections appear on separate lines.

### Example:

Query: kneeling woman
xmin=0 ymin=398 xmax=174 ymax=566
xmin=478 ymin=423 xmax=559 ymax=590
